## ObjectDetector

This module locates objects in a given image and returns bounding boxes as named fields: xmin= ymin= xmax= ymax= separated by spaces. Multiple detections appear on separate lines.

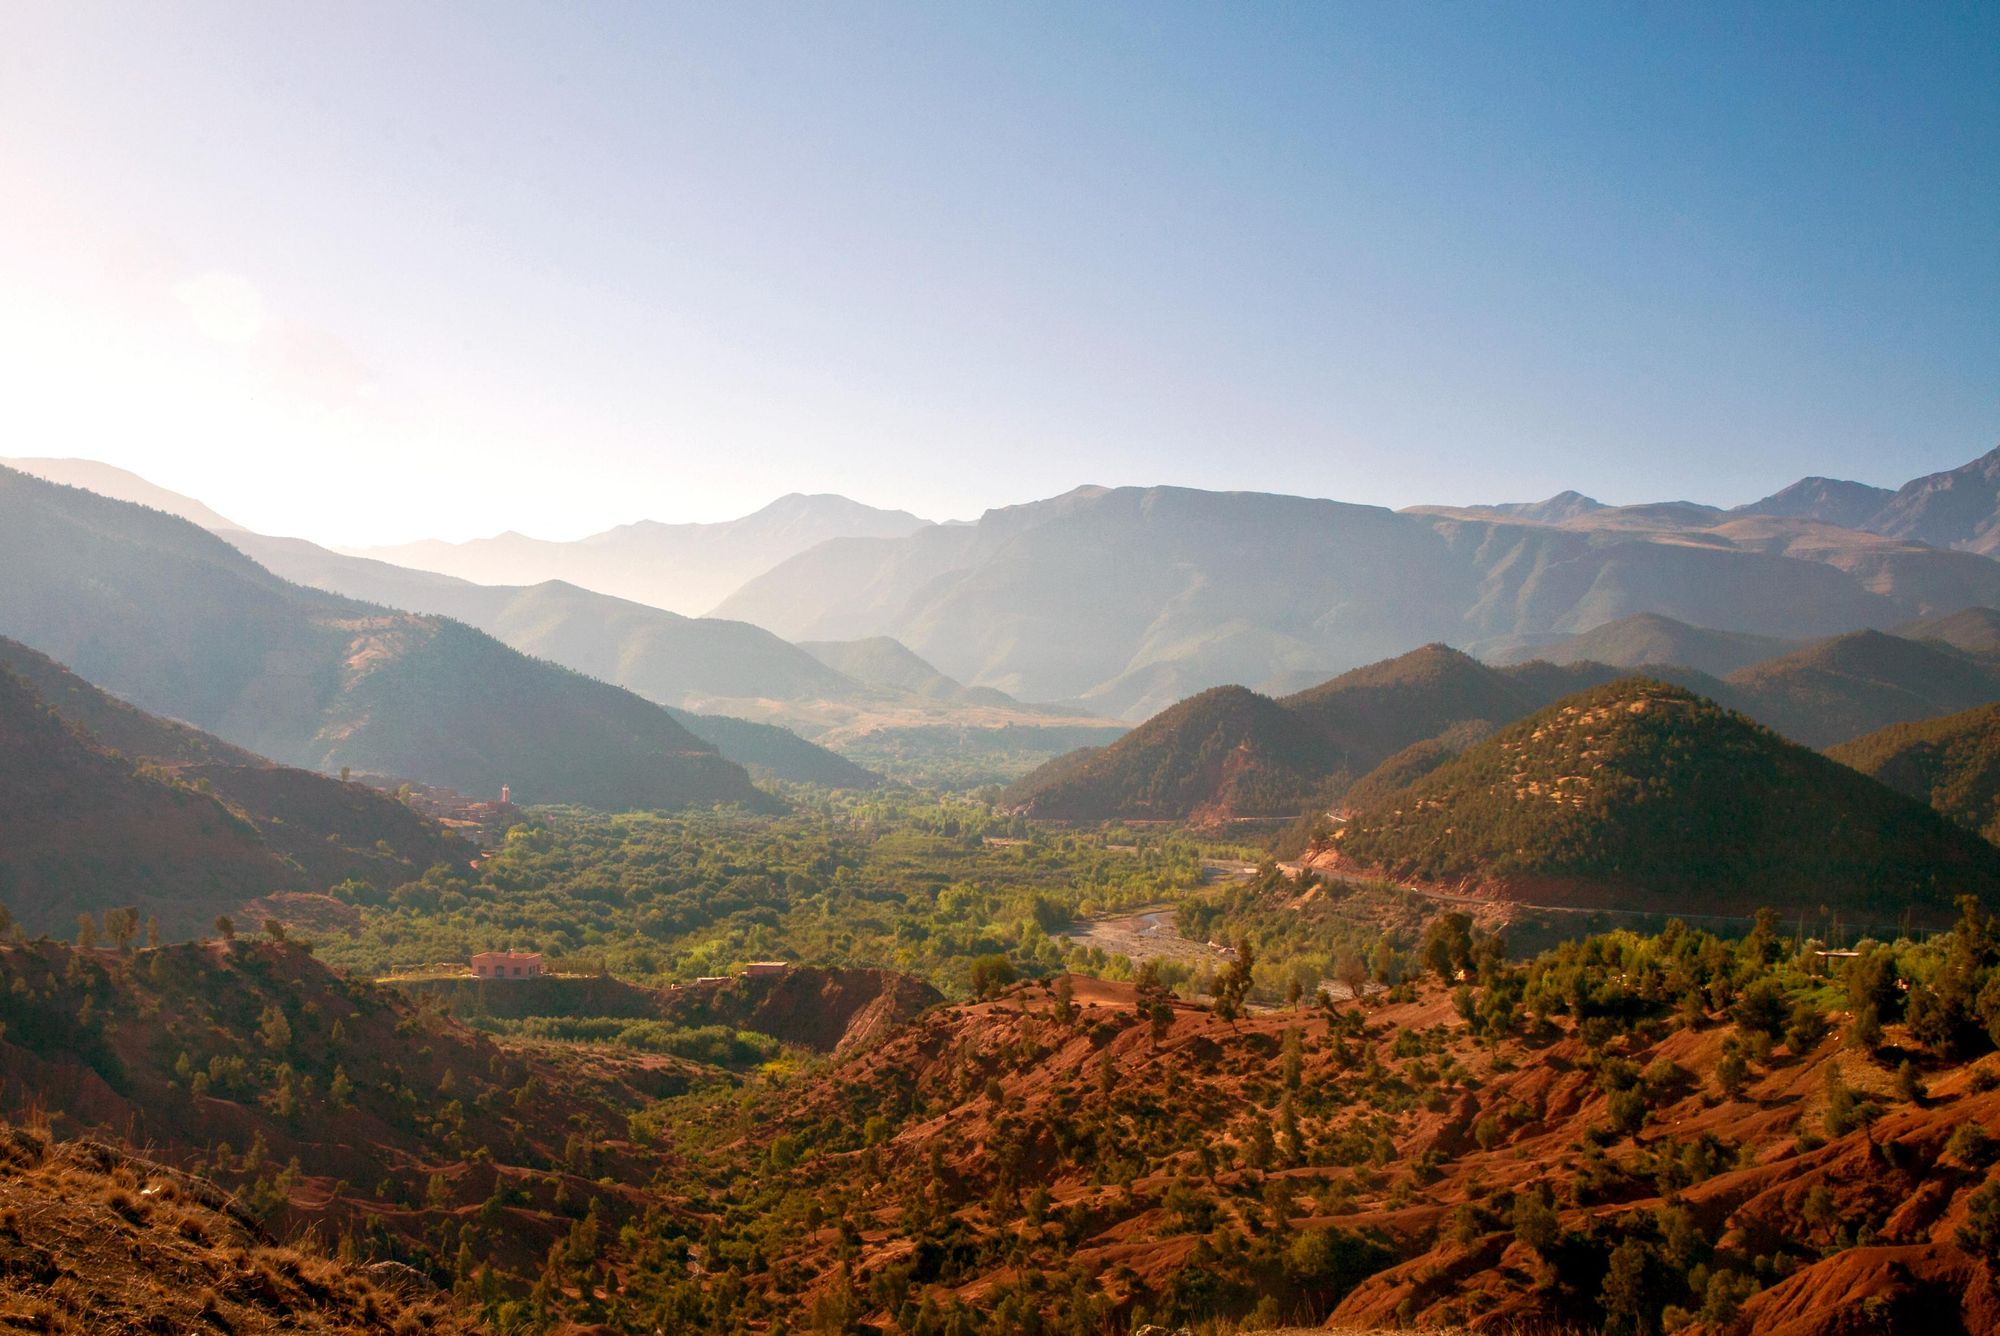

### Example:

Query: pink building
xmin=472 ymin=951 xmax=543 ymax=980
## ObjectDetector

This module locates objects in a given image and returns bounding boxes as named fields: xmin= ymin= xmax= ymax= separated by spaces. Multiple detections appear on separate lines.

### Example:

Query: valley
xmin=16 ymin=454 xmax=2000 ymax=1336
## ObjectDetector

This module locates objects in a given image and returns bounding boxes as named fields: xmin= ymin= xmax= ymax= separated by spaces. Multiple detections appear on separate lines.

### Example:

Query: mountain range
xmin=0 ymin=465 xmax=771 ymax=811
xmin=0 ymin=459 xmax=1120 ymax=786
xmin=1006 ymin=620 xmax=2000 ymax=825
xmin=347 ymin=492 xmax=932 ymax=615
xmin=716 ymin=448 xmax=2000 ymax=719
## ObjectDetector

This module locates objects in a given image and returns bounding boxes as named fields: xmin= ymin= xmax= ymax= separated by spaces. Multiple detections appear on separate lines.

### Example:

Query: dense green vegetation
xmin=1830 ymin=702 xmax=2000 ymax=843
xmin=315 ymin=791 xmax=1221 ymax=997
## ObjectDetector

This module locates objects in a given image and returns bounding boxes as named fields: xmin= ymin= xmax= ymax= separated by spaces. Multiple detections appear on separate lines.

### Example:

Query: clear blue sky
xmin=2 ymin=2 xmax=1995 ymax=542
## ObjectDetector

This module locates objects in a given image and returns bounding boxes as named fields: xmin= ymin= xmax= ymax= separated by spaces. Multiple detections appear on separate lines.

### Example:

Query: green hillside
xmin=1829 ymin=703 xmax=2000 ymax=844
xmin=1333 ymin=679 xmax=2000 ymax=920
xmin=0 ymin=466 xmax=772 ymax=811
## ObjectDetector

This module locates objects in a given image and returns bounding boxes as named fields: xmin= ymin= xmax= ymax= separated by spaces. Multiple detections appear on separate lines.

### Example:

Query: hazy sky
xmin=2 ymin=3 xmax=1995 ymax=544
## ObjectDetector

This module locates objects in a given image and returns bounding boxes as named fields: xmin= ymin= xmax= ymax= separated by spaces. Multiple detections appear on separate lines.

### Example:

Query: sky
xmin=1 ymin=3 xmax=1995 ymax=545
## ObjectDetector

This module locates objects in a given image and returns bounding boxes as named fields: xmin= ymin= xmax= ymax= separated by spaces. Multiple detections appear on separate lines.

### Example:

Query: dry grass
xmin=0 ymin=1120 xmax=475 ymax=1333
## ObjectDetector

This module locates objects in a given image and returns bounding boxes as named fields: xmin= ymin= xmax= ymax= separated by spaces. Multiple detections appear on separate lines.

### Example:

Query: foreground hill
xmin=0 ymin=938 xmax=687 ymax=1287
xmin=0 ymin=465 xmax=771 ymax=810
xmin=0 ymin=1121 xmax=473 ymax=1332
xmin=620 ymin=913 xmax=2000 ymax=1336
xmin=349 ymin=491 xmax=932 ymax=615
xmin=1329 ymin=679 xmax=2000 ymax=921
xmin=1830 ymin=704 xmax=2000 ymax=845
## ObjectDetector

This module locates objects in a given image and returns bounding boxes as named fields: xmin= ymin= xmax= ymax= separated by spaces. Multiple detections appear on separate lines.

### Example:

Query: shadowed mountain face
xmin=715 ymin=477 xmax=2000 ymax=720
xmin=1718 ymin=629 xmax=2000 ymax=750
xmin=0 ymin=637 xmax=471 ymax=916
xmin=1898 ymin=606 xmax=2000 ymax=654
xmin=0 ymin=466 xmax=771 ymax=811
xmin=1328 ymin=679 xmax=2000 ymax=922
xmin=0 ymin=666 xmax=298 ymax=937
xmin=1829 ymin=703 xmax=2000 ymax=845
xmin=347 ymin=493 xmax=933 ymax=615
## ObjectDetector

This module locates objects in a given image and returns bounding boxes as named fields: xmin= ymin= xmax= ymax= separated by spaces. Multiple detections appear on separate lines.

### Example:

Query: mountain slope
xmin=1896 ymin=606 xmax=2000 ymax=655
xmin=0 ymin=666 xmax=299 ymax=937
xmin=663 ymin=707 xmax=882 ymax=787
xmin=1733 ymin=475 xmax=1896 ymax=527
xmin=715 ymin=481 xmax=1991 ymax=720
xmin=1492 ymin=612 xmax=1800 ymax=677
xmin=1864 ymin=444 xmax=2000 ymax=554
xmin=1330 ymin=679 xmax=2000 ymax=919
xmin=229 ymin=532 xmax=859 ymax=707
xmin=1829 ymin=703 xmax=2000 ymax=844
xmin=798 ymin=635 xmax=1028 ymax=708
xmin=351 ymin=492 xmax=932 ymax=615
xmin=1003 ymin=685 xmax=1331 ymax=820
xmin=0 ymin=455 xmax=242 ymax=531
xmin=1004 ymin=645 xmax=1613 ymax=821
xmin=0 ymin=465 xmax=770 ymax=811
xmin=0 ymin=636 xmax=470 ymax=900
xmin=1720 ymin=629 xmax=2000 ymax=749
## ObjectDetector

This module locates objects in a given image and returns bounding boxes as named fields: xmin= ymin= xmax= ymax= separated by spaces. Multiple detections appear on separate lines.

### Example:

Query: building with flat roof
xmin=742 ymin=961 xmax=789 ymax=978
xmin=472 ymin=951 xmax=543 ymax=979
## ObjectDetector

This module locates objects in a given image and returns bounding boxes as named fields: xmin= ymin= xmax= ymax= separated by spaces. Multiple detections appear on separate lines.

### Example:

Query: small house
xmin=742 ymin=961 xmax=790 ymax=978
xmin=472 ymin=951 xmax=543 ymax=980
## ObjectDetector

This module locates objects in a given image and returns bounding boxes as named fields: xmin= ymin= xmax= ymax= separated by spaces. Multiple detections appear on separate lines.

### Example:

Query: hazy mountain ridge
xmin=0 ymin=466 xmax=771 ymax=811
xmin=1494 ymin=612 xmax=1802 ymax=677
xmin=0 ymin=636 xmax=470 ymax=920
xmin=228 ymin=528 xmax=1101 ymax=782
xmin=349 ymin=491 xmax=932 ymax=615
xmin=718 ymin=476 xmax=2000 ymax=719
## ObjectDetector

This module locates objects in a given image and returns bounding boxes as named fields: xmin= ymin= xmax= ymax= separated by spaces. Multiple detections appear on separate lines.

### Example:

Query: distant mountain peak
xmin=1733 ymin=475 xmax=1895 ymax=528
